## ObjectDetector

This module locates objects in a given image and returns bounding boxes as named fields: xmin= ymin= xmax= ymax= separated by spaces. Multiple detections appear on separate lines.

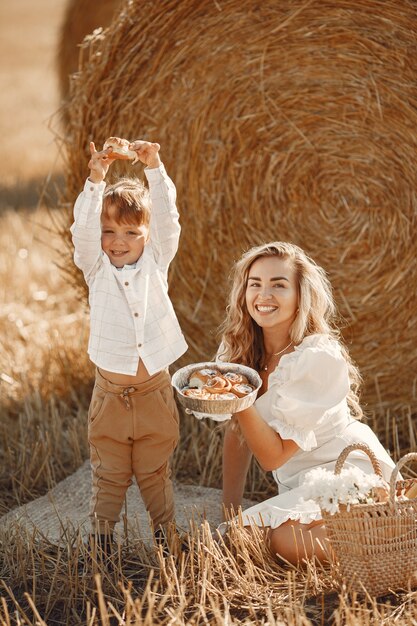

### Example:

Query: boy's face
xmin=101 ymin=206 xmax=149 ymax=268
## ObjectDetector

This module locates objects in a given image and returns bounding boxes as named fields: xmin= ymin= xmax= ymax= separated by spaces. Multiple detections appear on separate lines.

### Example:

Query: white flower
xmin=300 ymin=466 xmax=386 ymax=514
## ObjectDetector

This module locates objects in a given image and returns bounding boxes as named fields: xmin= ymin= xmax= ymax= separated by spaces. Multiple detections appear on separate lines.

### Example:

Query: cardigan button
xmin=138 ymin=343 xmax=142 ymax=348
xmin=124 ymin=281 xmax=129 ymax=286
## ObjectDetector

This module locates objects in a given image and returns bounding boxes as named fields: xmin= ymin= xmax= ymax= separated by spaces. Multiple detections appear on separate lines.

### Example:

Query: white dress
xmin=238 ymin=333 xmax=396 ymax=529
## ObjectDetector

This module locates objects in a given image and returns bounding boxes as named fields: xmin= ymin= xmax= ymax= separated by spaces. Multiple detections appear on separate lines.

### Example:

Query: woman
xmin=219 ymin=242 xmax=395 ymax=564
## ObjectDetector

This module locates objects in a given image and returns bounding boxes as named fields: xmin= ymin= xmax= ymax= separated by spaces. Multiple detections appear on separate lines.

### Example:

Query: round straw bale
xmin=61 ymin=0 xmax=417 ymax=416
xmin=57 ymin=0 xmax=122 ymax=105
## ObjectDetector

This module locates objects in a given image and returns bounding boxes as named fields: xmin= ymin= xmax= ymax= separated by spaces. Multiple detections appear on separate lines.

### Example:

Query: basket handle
xmin=389 ymin=452 xmax=417 ymax=509
xmin=334 ymin=442 xmax=384 ymax=478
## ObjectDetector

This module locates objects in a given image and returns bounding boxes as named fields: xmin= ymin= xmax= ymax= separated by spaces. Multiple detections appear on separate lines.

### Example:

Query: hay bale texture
xmin=61 ymin=0 xmax=417 ymax=416
xmin=57 ymin=0 xmax=122 ymax=103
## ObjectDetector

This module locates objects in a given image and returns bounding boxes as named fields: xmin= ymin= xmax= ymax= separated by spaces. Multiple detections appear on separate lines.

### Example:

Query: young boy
xmin=70 ymin=139 xmax=188 ymax=550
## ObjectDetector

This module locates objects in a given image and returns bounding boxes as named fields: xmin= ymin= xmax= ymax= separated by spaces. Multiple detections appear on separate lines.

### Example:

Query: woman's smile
xmin=255 ymin=304 xmax=279 ymax=314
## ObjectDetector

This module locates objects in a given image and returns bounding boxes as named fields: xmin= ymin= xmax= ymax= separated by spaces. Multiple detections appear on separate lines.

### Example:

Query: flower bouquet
xmin=301 ymin=465 xmax=388 ymax=515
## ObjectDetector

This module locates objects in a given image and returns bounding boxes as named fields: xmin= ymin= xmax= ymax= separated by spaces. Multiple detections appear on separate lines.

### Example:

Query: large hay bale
xmin=61 ymin=0 xmax=417 ymax=416
xmin=57 ymin=0 xmax=122 ymax=103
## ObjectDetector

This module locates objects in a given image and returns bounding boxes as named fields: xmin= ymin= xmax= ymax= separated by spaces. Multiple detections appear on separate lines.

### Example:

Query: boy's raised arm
xmin=130 ymin=140 xmax=181 ymax=270
xmin=70 ymin=143 xmax=113 ymax=278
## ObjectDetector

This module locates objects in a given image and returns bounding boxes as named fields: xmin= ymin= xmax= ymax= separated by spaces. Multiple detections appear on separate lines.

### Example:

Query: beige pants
xmin=87 ymin=368 xmax=179 ymax=534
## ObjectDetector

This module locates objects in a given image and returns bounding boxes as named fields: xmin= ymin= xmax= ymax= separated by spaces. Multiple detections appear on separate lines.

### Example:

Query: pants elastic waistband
xmin=95 ymin=368 xmax=171 ymax=395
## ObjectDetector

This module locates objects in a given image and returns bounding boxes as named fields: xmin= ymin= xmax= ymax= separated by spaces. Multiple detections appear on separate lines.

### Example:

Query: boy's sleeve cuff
xmin=83 ymin=178 xmax=106 ymax=196
xmin=144 ymin=163 xmax=167 ymax=182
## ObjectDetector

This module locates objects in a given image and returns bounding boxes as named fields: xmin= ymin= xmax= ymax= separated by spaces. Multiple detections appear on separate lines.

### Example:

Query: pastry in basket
xmin=204 ymin=375 xmax=233 ymax=394
xmin=223 ymin=371 xmax=249 ymax=385
xmin=189 ymin=368 xmax=221 ymax=389
xmin=182 ymin=388 xmax=211 ymax=400
xmin=231 ymin=382 xmax=255 ymax=398
xmin=206 ymin=392 xmax=238 ymax=401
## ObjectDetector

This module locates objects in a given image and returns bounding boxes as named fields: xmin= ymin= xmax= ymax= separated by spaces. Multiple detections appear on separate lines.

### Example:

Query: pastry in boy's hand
xmin=103 ymin=137 xmax=139 ymax=164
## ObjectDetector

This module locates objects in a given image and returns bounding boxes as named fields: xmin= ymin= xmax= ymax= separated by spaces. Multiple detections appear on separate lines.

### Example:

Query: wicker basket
xmin=321 ymin=443 xmax=417 ymax=597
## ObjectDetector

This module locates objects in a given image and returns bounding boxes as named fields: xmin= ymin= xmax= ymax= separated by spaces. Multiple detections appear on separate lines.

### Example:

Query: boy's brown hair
xmin=102 ymin=177 xmax=151 ymax=226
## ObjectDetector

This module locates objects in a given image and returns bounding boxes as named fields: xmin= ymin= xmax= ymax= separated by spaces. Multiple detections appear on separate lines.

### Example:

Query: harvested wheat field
xmin=1 ymin=0 xmax=417 ymax=624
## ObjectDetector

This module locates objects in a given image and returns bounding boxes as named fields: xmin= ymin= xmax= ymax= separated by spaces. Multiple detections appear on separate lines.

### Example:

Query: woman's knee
xmin=269 ymin=524 xmax=301 ymax=563
xmin=269 ymin=521 xmax=327 ymax=564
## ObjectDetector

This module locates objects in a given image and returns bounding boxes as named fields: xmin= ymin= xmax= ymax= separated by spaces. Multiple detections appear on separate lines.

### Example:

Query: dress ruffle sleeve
xmin=265 ymin=339 xmax=351 ymax=451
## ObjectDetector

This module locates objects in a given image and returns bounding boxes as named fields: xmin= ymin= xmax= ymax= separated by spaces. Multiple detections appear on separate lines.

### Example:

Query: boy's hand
xmin=129 ymin=140 xmax=161 ymax=169
xmin=88 ymin=142 xmax=114 ymax=183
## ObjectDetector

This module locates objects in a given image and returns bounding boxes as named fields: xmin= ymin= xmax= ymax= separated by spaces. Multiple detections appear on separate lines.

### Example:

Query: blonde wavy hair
xmin=218 ymin=241 xmax=363 ymax=419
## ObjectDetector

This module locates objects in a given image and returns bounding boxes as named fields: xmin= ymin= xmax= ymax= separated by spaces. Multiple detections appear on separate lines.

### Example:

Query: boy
xmin=70 ymin=139 xmax=188 ymax=551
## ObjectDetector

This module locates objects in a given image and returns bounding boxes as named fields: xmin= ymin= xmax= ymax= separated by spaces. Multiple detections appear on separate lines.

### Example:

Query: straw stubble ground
xmin=0 ymin=207 xmax=415 ymax=624
xmin=1 ymin=0 xmax=417 ymax=623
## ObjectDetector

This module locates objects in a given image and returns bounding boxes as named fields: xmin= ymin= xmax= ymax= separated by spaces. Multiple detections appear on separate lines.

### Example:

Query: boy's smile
xmin=101 ymin=210 xmax=149 ymax=268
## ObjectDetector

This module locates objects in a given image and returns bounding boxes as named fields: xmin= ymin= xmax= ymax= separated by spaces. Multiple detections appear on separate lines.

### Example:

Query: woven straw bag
xmin=321 ymin=442 xmax=417 ymax=596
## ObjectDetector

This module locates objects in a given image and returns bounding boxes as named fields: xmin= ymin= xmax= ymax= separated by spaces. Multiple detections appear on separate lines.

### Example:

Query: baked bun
xmin=206 ymin=392 xmax=237 ymax=401
xmin=182 ymin=388 xmax=211 ymax=400
xmin=223 ymin=372 xmax=248 ymax=385
xmin=103 ymin=137 xmax=139 ymax=164
xmin=189 ymin=368 xmax=221 ymax=389
xmin=232 ymin=383 xmax=255 ymax=398
xmin=204 ymin=376 xmax=233 ymax=394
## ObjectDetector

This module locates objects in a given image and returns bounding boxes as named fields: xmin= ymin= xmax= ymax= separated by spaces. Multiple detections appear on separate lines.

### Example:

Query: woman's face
xmin=245 ymin=255 xmax=299 ymax=332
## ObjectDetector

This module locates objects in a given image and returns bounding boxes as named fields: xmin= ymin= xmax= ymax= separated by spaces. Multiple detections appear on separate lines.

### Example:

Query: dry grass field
xmin=0 ymin=0 xmax=416 ymax=624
